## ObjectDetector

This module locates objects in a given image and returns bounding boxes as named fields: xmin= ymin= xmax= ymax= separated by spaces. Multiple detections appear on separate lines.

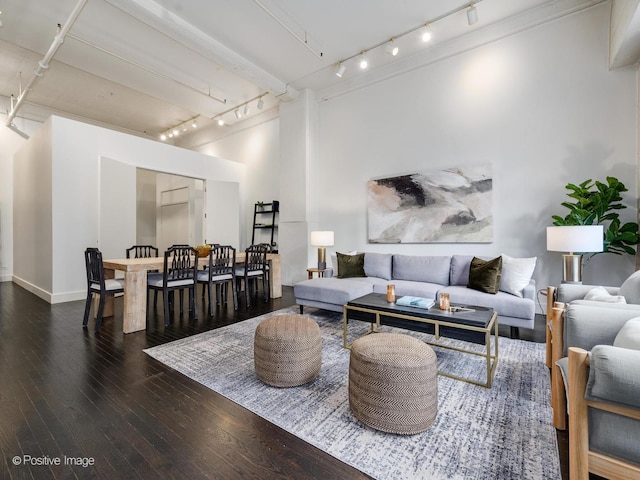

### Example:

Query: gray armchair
xmin=568 ymin=345 xmax=640 ymax=479
xmin=546 ymin=281 xmax=640 ymax=429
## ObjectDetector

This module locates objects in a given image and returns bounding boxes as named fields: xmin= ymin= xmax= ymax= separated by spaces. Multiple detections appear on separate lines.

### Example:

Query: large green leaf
xmin=551 ymin=177 xmax=639 ymax=257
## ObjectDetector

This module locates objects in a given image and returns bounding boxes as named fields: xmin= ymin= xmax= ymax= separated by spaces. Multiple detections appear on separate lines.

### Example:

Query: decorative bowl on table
xmin=194 ymin=245 xmax=211 ymax=258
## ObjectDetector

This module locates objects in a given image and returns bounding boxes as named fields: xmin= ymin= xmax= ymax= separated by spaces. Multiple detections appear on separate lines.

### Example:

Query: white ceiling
xmin=0 ymin=0 xmax=632 ymax=141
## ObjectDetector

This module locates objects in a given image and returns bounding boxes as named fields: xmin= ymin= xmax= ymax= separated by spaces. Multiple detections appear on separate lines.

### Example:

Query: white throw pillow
xmin=583 ymin=286 xmax=627 ymax=304
xmin=613 ymin=318 xmax=640 ymax=351
xmin=619 ymin=270 xmax=640 ymax=304
xmin=499 ymin=254 xmax=536 ymax=297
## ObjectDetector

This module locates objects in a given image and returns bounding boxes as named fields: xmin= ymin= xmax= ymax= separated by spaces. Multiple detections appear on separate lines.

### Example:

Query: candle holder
xmin=386 ymin=284 xmax=396 ymax=303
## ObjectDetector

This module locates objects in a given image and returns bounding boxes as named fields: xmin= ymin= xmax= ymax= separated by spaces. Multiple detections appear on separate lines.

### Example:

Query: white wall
xmin=0 ymin=114 xmax=43 ymax=282
xmin=316 ymin=4 xmax=637 ymax=293
xmin=12 ymin=115 xmax=244 ymax=303
xmin=190 ymin=116 xmax=280 ymax=249
xmin=12 ymin=121 xmax=53 ymax=297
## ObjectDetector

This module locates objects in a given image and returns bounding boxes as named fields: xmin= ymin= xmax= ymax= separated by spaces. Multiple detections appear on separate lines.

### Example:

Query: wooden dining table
xmin=102 ymin=253 xmax=282 ymax=334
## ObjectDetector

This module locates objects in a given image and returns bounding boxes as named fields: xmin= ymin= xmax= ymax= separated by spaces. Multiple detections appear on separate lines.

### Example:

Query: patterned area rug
xmin=144 ymin=307 xmax=561 ymax=480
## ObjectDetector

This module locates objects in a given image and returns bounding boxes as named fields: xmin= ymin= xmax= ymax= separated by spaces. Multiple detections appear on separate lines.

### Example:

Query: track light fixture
xmin=385 ymin=40 xmax=398 ymax=56
xmin=422 ymin=24 xmax=432 ymax=42
xmin=159 ymin=115 xmax=200 ymax=141
xmin=467 ymin=4 xmax=478 ymax=25
xmin=205 ymin=92 xmax=269 ymax=130
xmin=359 ymin=53 xmax=368 ymax=70
xmin=333 ymin=1 xmax=483 ymax=80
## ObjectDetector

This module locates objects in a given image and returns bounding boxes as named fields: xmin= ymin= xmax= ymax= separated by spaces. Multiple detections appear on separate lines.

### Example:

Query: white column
xmin=278 ymin=89 xmax=320 ymax=286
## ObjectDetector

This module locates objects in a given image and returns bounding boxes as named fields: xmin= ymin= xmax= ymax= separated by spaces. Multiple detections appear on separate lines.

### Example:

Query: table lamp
xmin=546 ymin=225 xmax=603 ymax=283
xmin=310 ymin=231 xmax=334 ymax=269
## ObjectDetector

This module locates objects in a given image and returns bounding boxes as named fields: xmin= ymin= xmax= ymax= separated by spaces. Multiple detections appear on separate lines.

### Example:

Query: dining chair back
xmin=197 ymin=245 xmax=238 ymax=314
xmin=236 ymin=244 xmax=270 ymax=307
xmin=83 ymin=247 xmax=125 ymax=332
xmin=125 ymin=245 xmax=159 ymax=259
xmin=147 ymin=246 xmax=198 ymax=325
xmin=126 ymin=244 xmax=161 ymax=305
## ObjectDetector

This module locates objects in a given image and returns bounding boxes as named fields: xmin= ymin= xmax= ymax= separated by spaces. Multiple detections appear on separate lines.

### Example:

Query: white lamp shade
xmin=546 ymin=225 xmax=604 ymax=253
xmin=310 ymin=231 xmax=334 ymax=247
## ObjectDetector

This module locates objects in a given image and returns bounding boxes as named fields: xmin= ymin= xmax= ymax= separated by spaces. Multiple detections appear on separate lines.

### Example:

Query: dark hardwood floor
xmin=0 ymin=281 xmax=573 ymax=479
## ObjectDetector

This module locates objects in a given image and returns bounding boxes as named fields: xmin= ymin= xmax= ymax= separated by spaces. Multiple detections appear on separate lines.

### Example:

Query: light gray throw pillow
xmin=619 ymin=270 xmax=640 ymax=304
xmin=613 ymin=318 xmax=640 ymax=351
xmin=584 ymin=286 xmax=627 ymax=304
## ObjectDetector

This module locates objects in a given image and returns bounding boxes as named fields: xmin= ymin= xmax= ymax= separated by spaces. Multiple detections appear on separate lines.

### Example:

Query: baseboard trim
xmin=11 ymin=276 xmax=85 ymax=304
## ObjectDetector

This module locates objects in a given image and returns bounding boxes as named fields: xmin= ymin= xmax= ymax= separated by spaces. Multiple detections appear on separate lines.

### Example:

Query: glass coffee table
xmin=343 ymin=293 xmax=498 ymax=388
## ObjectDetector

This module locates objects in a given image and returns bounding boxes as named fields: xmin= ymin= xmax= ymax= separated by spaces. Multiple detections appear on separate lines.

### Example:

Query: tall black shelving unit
xmin=251 ymin=200 xmax=279 ymax=251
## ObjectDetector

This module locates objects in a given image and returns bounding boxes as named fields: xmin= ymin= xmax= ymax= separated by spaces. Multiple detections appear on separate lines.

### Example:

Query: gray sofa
xmin=294 ymin=253 xmax=536 ymax=332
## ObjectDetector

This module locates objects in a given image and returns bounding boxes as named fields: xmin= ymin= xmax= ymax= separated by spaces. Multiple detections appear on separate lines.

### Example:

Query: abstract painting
xmin=367 ymin=164 xmax=493 ymax=243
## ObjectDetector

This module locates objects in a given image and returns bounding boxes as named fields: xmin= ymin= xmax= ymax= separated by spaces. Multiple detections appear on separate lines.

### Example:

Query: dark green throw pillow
xmin=467 ymin=256 xmax=502 ymax=294
xmin=337 ymin=252 xmax=366 ymax=279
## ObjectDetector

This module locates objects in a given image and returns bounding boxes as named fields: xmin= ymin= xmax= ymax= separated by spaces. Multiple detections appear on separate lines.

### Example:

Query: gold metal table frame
xmin=343 ymin=300 xmax=499 ymax=388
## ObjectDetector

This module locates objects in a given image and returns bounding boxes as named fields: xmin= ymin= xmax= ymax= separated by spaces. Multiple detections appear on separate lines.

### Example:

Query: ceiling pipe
xmin=5 ymin=0 xmax=88 ymax=131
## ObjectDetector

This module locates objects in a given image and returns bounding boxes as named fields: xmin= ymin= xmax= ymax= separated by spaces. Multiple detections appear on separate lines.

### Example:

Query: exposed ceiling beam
xmin=609 ymin=0 xmax=640 ymax=69
xmin=102 ymin=0 xmax=298 ymax=102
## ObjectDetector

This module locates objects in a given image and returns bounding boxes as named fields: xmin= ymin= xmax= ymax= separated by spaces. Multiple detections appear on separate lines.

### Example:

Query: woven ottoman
xmin=254 ymin=314 xmax=322 ymax=387
xmin=348 ymin=333 xmax=438 ymax=434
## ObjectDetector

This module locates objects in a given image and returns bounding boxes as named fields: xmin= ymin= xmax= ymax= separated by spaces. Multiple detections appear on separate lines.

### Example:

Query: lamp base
xmin=317 ymin=247 xmax=327 ymax=270
xmin=562 ymin=254 xmax=583 ymax=284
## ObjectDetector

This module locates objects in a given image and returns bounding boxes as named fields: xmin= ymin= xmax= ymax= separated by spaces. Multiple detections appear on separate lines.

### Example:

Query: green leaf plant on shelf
xmin=552 ymin=176 xmax=640 ymax=260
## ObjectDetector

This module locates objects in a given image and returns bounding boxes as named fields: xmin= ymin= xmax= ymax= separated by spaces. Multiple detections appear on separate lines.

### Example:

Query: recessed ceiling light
xmin=218 ymin=118 xmax=225 ymax=126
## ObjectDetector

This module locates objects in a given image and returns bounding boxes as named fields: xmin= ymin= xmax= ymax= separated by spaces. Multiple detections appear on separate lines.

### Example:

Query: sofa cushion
xmin=438 ymin=285 xmax=535 ymax=320
xmin=337 ymin=252 xmax=365 ymax=279
xmin=619 ymin=270 xmax=640 ymax=304
xmin=364 ymin=252 xmax=393 ymax=280
xmin=294 ymin=277 xmax=374 ymax=305
xmin=467 ymin=256 xmax=502 ymax=294
xmin=392 ymin=255 xmax=451 ymax=285
xmin=499 ymin=254 xmax=536 ymax=297
xmin=613 ymin=318 xmax=640 ymax=351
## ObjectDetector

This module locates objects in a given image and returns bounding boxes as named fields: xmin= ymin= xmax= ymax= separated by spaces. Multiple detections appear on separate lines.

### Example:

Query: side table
xmin=307 ymin=267 xmax=326 ymax=279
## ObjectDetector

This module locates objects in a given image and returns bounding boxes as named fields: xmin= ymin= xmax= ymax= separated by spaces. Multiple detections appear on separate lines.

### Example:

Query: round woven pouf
xmin=254 ymin=314 xmax=322 ymax=387
xmin=348 ymin=333 xmax=438 ymax=435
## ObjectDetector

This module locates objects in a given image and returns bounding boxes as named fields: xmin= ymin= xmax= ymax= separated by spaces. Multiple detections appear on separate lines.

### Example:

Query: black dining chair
xmin=125 ymin=245 xmax=159 ymax=259
xmin=197 ymin=245 xmax=238 ymax=315
xmin=236 ymin=244 xmax=270 ymax=307
xmin=126 ymin=244 xmax=160 ymax=305
xmin=83 ymin=247 xmax=125 ymax=332
xmin=147 ymin=246 xmax=199 ymax=325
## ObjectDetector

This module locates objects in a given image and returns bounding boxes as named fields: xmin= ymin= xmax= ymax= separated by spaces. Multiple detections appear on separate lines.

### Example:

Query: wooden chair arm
xmin=568 ymin=347 xmax=590 ymax=480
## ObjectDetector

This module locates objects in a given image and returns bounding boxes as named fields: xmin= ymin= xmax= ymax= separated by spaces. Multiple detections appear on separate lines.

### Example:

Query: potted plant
xmin=552 ymin=176 xmax=639 ymax=257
